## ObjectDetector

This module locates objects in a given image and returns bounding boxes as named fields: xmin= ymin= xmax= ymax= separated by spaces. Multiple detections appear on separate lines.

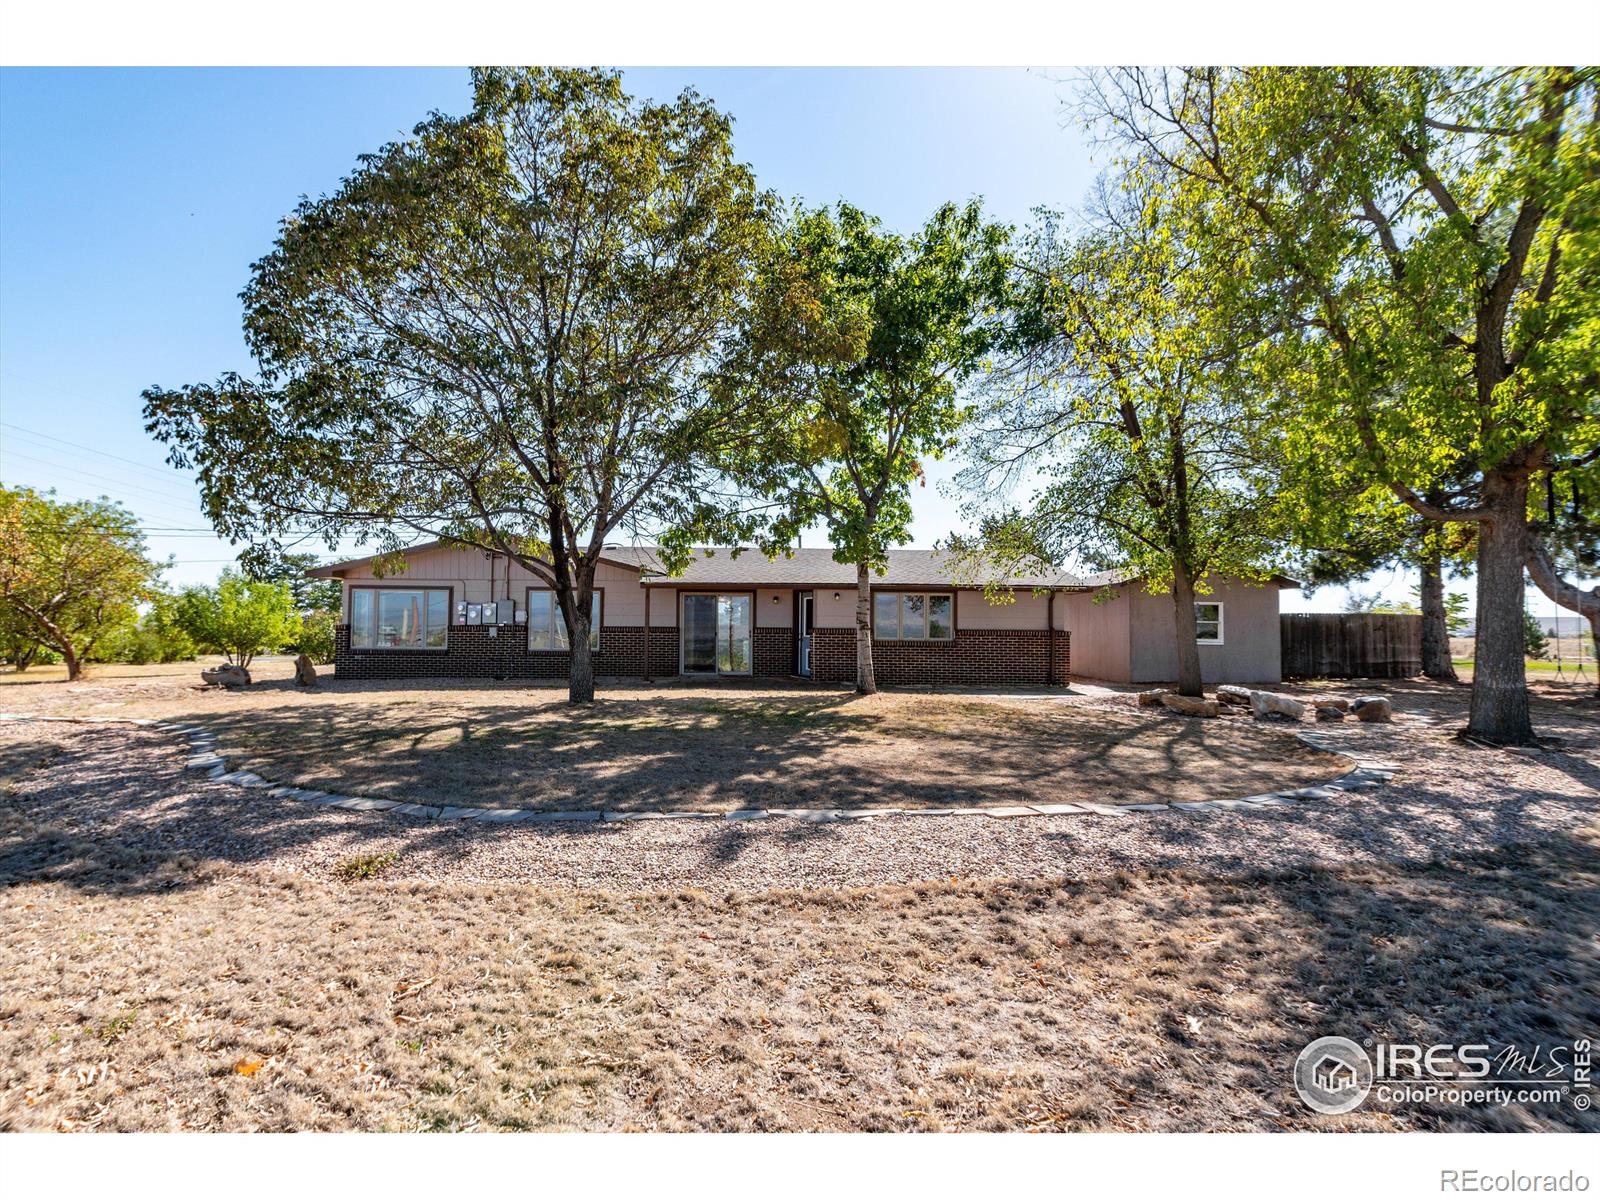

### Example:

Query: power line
xmin=0 ymin=451 xmax=206 ymax=518
xmin=0 ymin=422 xmax=195 ymax=486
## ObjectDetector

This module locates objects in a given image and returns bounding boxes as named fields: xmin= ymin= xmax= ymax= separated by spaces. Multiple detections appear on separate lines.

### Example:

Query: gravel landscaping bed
xmin=1 ymin=691 xmax=1594 ymax=891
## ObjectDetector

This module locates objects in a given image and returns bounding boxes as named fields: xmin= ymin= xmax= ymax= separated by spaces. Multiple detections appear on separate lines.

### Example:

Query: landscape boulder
xmin=1160 ymin=693 xmax=1220 ymax=718
xmin=1311 ymin=696 xmax=1350 ymax=713
xmin=294 ymin=654 xmax=319 ymax=687
xmin=1215 ymin=684 xmax=1253 ymax=707
xmin=1314 ymin=704 xmax=1347 ymax=722
xmin=1136 ymin=688 xmax=1170 ymax=708
xmin=201 ymin=663 xmax=252 ymax=688
xmin=1351 ymin=695 xmax=1393 ymax=723
xmin=1249 ymin=690 xmax=1307 ymax=722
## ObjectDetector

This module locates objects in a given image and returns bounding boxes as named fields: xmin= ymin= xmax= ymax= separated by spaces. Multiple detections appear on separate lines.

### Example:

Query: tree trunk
xmin=1467 ymin=471 xmax=1534 ymax=743
xmin=1525 ymin=532 xmax=1600 ymax=699
xmin=1169 ymin=564 xmax=1204 ymax=697
xmin=62 ymin=643 xmax=82 ymax=682
xmin=854 ymin=561 xmax=877 ymax=695
xmin=568 ymin=613 xmax=595 ymax=704
xmin=1418 ymin=533 xmax=1459 ymax=682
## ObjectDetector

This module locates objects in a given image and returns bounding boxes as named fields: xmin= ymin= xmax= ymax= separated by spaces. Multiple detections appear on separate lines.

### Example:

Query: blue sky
xmin=0 ymin=66 xmax=1549 ymax=617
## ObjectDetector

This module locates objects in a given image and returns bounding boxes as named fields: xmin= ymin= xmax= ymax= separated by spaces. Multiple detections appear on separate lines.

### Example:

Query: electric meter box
xmin=467 ymin=604 xmax=482 ymax=625
xmin=454 ymin=601 xmax=468 ymax=626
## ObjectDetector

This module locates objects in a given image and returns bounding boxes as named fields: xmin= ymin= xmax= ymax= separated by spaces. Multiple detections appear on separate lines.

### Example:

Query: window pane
xmin=376 ymin=590 xmax=424 ymax=647
xmin=1196 ymin=622 xmax=1220 ymax=642
xmin=351 ymin=589 xmax=373 ymax=648
xmin=590 ymin=593 xmax=601 ymax=651
xmin=901 ymin=594 xmax=926 ymax=639
xmin=426 ymin=591 xmax=449 ymax=647
xmin=928 ymin=594 xmax=953 ymax=639
xmin=874 ymin=592 xmax=899 ymax=639
xmin=528 ymin=591 xmax=554 ymax=650
xmin=1195 ymin=603 xmax=1221 ymax=642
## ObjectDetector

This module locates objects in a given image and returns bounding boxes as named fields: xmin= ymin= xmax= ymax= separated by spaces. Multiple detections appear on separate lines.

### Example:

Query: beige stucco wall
xmin=809 ymin=586 xmax=1064 ymax=631
xmin=1126 ymin=576 xmax=1283 ymax=684
xmin=1058 ymin=590 xmax=1132 ymax=682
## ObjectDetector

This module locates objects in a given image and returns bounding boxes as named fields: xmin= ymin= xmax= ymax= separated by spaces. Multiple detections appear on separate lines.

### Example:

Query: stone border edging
xmin=0 ymin=712 xmax=1399 ymax=825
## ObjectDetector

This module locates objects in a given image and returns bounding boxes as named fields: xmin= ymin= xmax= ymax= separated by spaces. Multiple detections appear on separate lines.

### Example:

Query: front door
xmin=797 ymin=591 xmax=813 ymax=676
xmin=681 ymin=593 xmax=752 ymax=676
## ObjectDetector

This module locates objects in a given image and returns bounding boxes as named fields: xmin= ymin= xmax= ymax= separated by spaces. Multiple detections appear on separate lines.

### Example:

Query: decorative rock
xmin=293 ymin=654 xmax=319 ymax=687
xmin=1313 ymin=696 xmax=1351 ymax=713
xmin=1160 ymin=693 xmax=1221 ymax=718
xmin=1030 ymin=803 xmax=1089 ymax=815
xmin=200 ymin=663 xmax=251 ymax=688
xmin=1215 ymin=684 xmax=1253 ymax=707
xmin=1314 ymin=704 xmax=1347 ymax=722
xmin=1250 ymin=690 xmax=1307 ymax=722
xmin=1352 ymin=695 xmax=1393 ymax=723
xmin=1136 ymin=688 xmax=1171 ymax=708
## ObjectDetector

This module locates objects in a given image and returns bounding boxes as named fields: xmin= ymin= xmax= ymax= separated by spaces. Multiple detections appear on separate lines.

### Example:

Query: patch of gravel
xmin=2 ymin=693 xmax=1595 ymax=891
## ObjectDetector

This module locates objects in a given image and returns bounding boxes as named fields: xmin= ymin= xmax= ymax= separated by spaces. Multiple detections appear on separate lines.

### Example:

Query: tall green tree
xmin=173 ymin=572 xmax=298 ymax=669
xmin=243 ymin=550 xmax=341 ymax=613
xmin=1085 ymin=67 xmax=1599 ymax=742
xmin=0 ymin=486 xmax=164 ymax=680
xmin=145 ymin=67 xmax=773 ymax=704
xmin=715 ymin=200 xmax=1011 ymax=693
xmin=956 ymin=188 xmax=1289 ymax=698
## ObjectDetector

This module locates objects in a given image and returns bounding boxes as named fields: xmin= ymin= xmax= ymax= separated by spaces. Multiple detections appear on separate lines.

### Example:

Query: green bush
xmin=288 ymin=609 xmax=338 ymax=665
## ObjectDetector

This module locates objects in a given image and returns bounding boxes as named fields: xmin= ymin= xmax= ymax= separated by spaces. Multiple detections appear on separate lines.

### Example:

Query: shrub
xmin=287 ymin=609 xmax=337 ymax=665
xmin=334 ymin=852 xmax=398 ymax=882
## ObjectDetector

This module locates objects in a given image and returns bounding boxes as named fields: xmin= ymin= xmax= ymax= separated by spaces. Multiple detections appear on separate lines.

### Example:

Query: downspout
xmin=1048 ymin=589 xmax=1057 ymax=687
xmin=643 ymin=586 xmax=653 ymax=683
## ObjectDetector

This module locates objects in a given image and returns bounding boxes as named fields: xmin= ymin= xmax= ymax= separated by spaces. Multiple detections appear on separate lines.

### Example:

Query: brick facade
xmin=808 ymin=627 xmax=1070 ymax=688
xmin=335 ymin=623 xmax=650 ymax=680
xmin=753 ymin=626 xmax=796 ymax=678
xmin=335 ymin=622 xmax=1067 ymax=686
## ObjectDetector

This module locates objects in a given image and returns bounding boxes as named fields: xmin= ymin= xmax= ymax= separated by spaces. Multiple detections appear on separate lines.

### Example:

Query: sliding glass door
xmin=680 ymin=593 xmax=752 ymax=675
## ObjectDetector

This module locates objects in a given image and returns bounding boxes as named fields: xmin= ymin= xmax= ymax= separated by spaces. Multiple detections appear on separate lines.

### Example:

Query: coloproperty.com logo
xmin=1293 ymin=1035 xmax=1593 ymax=1116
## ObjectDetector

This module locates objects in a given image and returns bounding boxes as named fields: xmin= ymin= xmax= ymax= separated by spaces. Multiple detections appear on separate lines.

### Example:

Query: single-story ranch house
xmin=308 ymin=543 xmax=1292 ymax=687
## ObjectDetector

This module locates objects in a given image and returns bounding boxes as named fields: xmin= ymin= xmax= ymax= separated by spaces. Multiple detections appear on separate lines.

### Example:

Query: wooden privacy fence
xmin=1281 ymin=613 xmax=1422 ymax=680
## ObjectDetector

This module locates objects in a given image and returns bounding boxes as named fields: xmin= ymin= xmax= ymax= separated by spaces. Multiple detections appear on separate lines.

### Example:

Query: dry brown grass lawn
xmin=0 ymin=663 xmax=1340 ymax=811
xmin=3 ymin=801 xmax=1594 ymax=1132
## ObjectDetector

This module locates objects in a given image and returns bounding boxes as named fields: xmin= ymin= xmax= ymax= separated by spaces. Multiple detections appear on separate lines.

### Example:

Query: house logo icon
xmin=1294 ymin=1036 xmax=1374 ymax=1114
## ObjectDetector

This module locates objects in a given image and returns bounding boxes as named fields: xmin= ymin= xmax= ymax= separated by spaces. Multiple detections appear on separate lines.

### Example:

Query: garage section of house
xmin=311 ymin=544 xmax=1290 ymax=686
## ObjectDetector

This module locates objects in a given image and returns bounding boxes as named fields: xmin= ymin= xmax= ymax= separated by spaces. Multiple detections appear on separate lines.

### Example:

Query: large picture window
xmin=873 ymin=592 xmax=953 ymax=640
xmin=349 ymin=587 xmax=450 ymax=650
xmin=1195 ymin=601 xmax=1224 ymax=644
xmin=527 ymin=589 xmax=601 ymax=651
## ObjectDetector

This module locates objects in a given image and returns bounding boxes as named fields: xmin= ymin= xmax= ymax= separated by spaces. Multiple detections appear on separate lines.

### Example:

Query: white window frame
xmin=874 ymin=591 xmax=955 ymax=641
xmin=527 ymin=588 xmax=601 ymax=652
xmin=348 ymin=586 xmax=451 ymax=651
xmin=1194 ymin=601 xmax=1224 ymax=645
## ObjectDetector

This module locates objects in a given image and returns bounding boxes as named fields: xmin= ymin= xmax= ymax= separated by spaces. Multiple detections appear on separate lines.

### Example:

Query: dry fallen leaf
xmin=234 ymin=1057 xmax=265 ymax=1076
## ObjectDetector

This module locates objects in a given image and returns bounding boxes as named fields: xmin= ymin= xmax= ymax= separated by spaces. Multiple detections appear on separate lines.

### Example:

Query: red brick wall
xmin=808 ymin=627 xmax=1070 ymax=688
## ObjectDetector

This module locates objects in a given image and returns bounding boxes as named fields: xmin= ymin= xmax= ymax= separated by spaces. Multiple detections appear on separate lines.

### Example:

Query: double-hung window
xmin=527 ymin=589 xmax=601 ymax=651
xmin=873 ymin=592 xmax=954 ymax=640
xmin=1194 ymin=601 xmax=1224 ymax=644
xmin=349 ymin=587 xmax=450 ymax=649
